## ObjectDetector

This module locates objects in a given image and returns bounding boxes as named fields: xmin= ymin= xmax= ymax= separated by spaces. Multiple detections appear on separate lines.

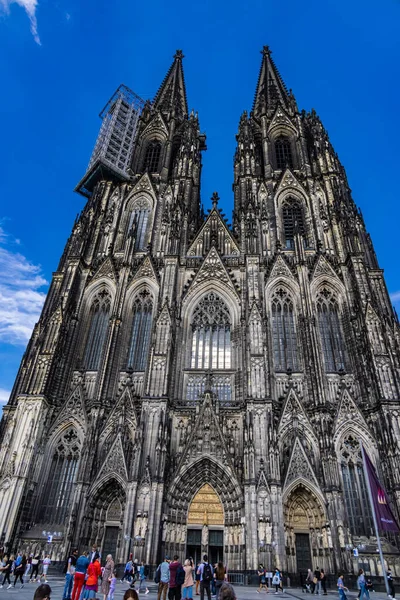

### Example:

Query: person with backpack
xmin=197 ymin=555 xmax=213 ymax=600
xmin=155 ymin=555 xmax=170 ymax=600
xmin=169 ymin=555 xmax=184 ymax=600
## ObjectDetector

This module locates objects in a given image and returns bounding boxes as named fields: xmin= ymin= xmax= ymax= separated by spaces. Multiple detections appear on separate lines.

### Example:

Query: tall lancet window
xmin=143 ymin=141 xmax=161 ymax=173
xmin=339 ymin=436 xmax=373 ymax=536
xmin=38 ymin=428 xmax=81 ymax=524
xmin=316 ymin=288 xmax=346 ymax=372
xmin=282 ymin=197 xmax=305 ymax=249
xmin=271 ymin=288 xmax=299 ymax=372
xmin=275 ymin=136 xmax=293 ymax=169
xmin=127 ymin=291 xmax=153 ymax=371
xmin=83 ymin=289 xmax=111 ymax=370
xmin=128 ymin=198 xmax=151 ymax=252
xmin=190 ymin=293 xmax=231 ymax=370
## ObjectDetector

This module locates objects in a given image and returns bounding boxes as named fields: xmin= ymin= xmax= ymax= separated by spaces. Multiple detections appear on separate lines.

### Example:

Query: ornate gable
xmin=132 ymin=255 xmax=159 ymax=283
xmin=141 ymin=112 xmax=169 ymax=138
xmin=278 ymin=387 xmax=312 ymax=436
xmin=184 ymin=247 xmax=240 ymax=299
xmin=335 ymin=388 xmax=368 ymax=434
xmin=130 ymin=172 xmax=157 ymax=198
xmin=99 ymin=434 xmax=128 ymax=480
xmin=267 ymin=254 xmax=296 ymax=283
xmin=274 ymin=168 xmax=307 ymax=198
xmin=312 ymin=254 xmax=340 ymax=281
xmin=51 ymin=385 xmax=87 ymax=433
xmin=284 ymin=437 xmax=319 ymax=490
xmin=177 ymin=392 xmax=235 ymax=472
xmin=187 ymin=208 xmax=240 ymax=257
xmin=91 ymin=257 xmax=117 ymax=283
xmin=268 ymin=106 xmax=296 ymax=134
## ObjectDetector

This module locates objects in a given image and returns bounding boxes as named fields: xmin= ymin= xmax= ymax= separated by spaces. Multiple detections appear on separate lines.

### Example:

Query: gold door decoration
xmin=187 ymin=484 xmax=224 ymax=525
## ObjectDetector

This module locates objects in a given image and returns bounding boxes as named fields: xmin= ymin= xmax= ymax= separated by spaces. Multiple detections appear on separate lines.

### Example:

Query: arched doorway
xmin=87 ymin=479 xmax=126 ymax=564
xmin=283 ymin=483 xmax=327 ymax=576
xmin=187 ymin=484 xmax=224 ymax=566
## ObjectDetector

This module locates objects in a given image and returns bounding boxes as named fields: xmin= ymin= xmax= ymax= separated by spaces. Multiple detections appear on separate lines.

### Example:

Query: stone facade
xmin=0 ymin=47 xmax=400 ymax=576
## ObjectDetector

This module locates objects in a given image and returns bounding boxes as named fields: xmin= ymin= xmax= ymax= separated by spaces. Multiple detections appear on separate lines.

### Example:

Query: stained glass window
xmin=143 ymin=141 xmax=161 ymax=172
xmin=271 ymin=288 xmax=299 ymax=371
xmin=83 ymin=289 xmax=111 ymax=370
xmin=127 ymin=291 xmax=153 ymax=371
xmin=282 ymin=197 xmax=305 ymax=249
xmin=190 ymin=293 xmax=231 ymax=370
xmin=316 ymin=288 xmax=346 ymax=372
xmin=275 ymin=136 xmax=293 ymax=169
xmin=340 ymin=436 xmax=373 ymax=536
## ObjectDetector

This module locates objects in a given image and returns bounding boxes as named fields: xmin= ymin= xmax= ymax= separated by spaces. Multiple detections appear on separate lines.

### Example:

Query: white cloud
xmin=390 ymin=291 xmax=400 ymax=305
xmin=0 ymin=224 xmax=47 ymax=345
xmin=0 ymin=389 xmax=10 ymax=405
xmin=0 ymin=0 xmax=41 ymax=45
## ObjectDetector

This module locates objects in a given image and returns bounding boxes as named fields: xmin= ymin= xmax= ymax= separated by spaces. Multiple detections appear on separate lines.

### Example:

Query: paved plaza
xmin=0 ymin=578 xmax=391 ymax=600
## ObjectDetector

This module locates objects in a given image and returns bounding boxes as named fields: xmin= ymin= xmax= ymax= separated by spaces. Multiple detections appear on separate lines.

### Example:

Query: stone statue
xmin=180 ymin=525 xmax=186 ymax=544
xmin=202 ymin=524 xmax=208 ymax=547
xmin=162 ymin=520 xmax=167 ymax=542
xmin=338 ymin=525 xmax=345 ymax=548
xmin=322 ymin=527 xmax=328 ymax=549
xmin=289 ymin=527 xmax=296 ymax=547
xmin=258 ymin=519 xmax=266 ymax=545
xmin=170 ymin=522 xmax=176 ymax=544
xmin=327 ymin=526 xmax=333 ymax=549
xmin=265 ymin=520 xmax=272 ymax=545
xmin=141 ymin=513 xmax=148 ymax=538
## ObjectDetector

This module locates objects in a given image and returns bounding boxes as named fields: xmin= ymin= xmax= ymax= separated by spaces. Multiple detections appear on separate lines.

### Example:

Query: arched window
xmin=128 ymin=198 xmax=151 ymax=251
xmin=271 ymin=288 xmax=299 ymax=372
xmin=339 ymin=436 xmax=373 ymax=536
xmin=83 ymin=289 xmax=111 ymax=370
xmin=275 ymin=136 xmax=293 ymax=169
xmin=316 ymin=288 xmax=346 ymax=372
xmin=127 ymin=291 xmax=153 ymax=371
xmin=38 ymin=428 xmax=81 ymax=524
xmin=143 ymin=141 xmax=161 ymax=172
xmin=282 ymin=197 xmax=305 ymax=249
xmin=190 ymin=292 xmax=231 ymax=370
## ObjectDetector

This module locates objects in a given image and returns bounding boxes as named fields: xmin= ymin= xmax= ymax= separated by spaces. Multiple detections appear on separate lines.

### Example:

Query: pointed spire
xmin=252 ymin=45 xmax=290 ymax=118
xmin=153 ymin=50 xmax=188 ymax=120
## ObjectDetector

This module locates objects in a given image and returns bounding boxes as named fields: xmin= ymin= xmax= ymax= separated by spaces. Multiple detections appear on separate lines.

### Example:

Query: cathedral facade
xmin=1 ymin=47 xmax=400 ymax=577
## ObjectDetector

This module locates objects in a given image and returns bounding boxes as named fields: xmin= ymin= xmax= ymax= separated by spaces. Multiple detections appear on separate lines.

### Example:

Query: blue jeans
xmin=183 ymin=586 xmax=193 ymax=599
xmin=63 ymin=572 xmax=74 ymax=599
xmin=338 ymin=589 xmax=347 ymax=600
xmin=359 ymin=585 xmax=370 ymax=600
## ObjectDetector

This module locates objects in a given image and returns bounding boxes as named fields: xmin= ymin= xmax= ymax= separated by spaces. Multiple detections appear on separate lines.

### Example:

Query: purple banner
xmin=363 ymin=446 xmax=400 ymax=533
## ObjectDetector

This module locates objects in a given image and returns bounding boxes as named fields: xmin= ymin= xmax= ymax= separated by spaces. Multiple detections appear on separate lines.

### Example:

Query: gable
xmin=132 ymin=255 xmax=159 ymax=283
xmin=130 ymin=172 xmax=157 ymax=198
xmin=312 ymin=254 xmax=340 ymax=282
xmin=266 ymin=254 xmax=296 ymax=284
xmin=183 ymin=247 xmax=240 ymax=300
xmin=141 ymin=112 xmax=169 ymax=139
xmin=268 ymin=106 xmax=297 ymax=135
xmin=274 ymin=168 xmax=307 ymax=198
xmin=187 ymin=208 xmax=240 ymax=257
xmin=91 ymin=257 xmax=117 ymax=283
xmin=284 ymin=437 xmax=319 ymax=490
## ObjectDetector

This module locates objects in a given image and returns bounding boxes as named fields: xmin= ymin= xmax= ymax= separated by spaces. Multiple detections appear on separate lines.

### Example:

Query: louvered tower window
xmin=340 ymin=436 xmax=373 ymax=536
xmin=127 ymin=292 xmax=153 ymax=371
xmin=83 ymin=290 xmax=111 ymax=370
xmin=128 ymin=199 xmax=151 ymax=251
xmin=316 ymin=288 xmax=346 ymax=372
xmin=282 ymin=198 xmax=305 ymax=249
xmin=143 ymin=141 xmax=161 ymax=172
xmin=191 ymin=292 xmax=231 ymax=370
xmin=271 ymin=288 xmax=299 ymax=371
xmin=38 ymin=428 xmax=81 ymax=524
xmin=275 ymin=136 xmax=293 ymax=169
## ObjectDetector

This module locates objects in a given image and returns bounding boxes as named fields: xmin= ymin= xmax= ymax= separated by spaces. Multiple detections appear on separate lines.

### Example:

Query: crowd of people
xmin=0 ymin=551 xmax=51 ymax=589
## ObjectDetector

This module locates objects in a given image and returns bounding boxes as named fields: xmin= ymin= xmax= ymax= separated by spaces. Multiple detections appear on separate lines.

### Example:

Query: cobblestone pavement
xmin=0 ymin=579 xmax=390 ymax=600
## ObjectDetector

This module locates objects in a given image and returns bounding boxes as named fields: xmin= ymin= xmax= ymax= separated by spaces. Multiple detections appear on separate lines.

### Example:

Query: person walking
xmin=357 ymin=569 xmax=370 ymax=600
xmin=156 ymin=556 xmax=170 ymax=600
xmin=13 ymin=552 xmax=26 ymax=588
xmin=305 ymin=570 xmax=314 ymax=594
xmin=121 ymin=557 xmax=134 ymax=583
xmin=101 ymin=554 xmax=115 ymax=600
xmin=337 ymin=573 xmax=348 ymax=600
xmin=214 ymin=562 xmax=226 ymax=598
xmin=314 ymin=567 xmax=321 ymax=595
xmin=71 ymin=550 xmax=90 ymax=600
xmin=83 ymin=552 xmax=102 ymax=599
xmin=24 ymin=553 xmax=33 ymax=579
xmin=195 ymin=563 xmax=201 ymax=596
xmin=388 ymin=570 xmax=396 ymax=599
xmin=320 ymin=569 xmax=327 ymax=596
xmin=169 ymin=555 xmax=184 ymax=600
xmin=30 ymin=554 xmax=41 ymax=582
xmin=107 ymin=569 xmax=117 ymax=600
xmin=63 ymin=548 xmax=78 ymax=600
xmin=40 ymin=554 xmax=51 ymax=583
xmin=197 ymin=554 xmax=213 ymax=600
xmin=272 ymin=569 xmax=284 ymax=594
xmin=0 ymin=554 xmax=12 ymax=588
xmin=138 ymin=560 xmax=149 ymax=594
xmin=183 ymin=558 xmax=194 ymax=600
xmin=257 ymin=564 xmax=268 ymax=593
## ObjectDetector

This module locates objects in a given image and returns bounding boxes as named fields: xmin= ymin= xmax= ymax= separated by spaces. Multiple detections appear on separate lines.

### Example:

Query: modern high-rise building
xmin=1 ymin=48 xmax=399 ymax=577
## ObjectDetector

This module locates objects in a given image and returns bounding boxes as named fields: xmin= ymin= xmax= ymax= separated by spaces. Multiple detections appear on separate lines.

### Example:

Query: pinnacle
xmin=174 ymin=49 xmax=184 ymax=60
xmin=211 ymin=192 xmax=220 ymax=209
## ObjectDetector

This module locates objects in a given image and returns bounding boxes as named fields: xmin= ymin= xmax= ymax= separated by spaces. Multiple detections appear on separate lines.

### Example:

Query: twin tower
xmin=1 ymin=47 xmax=400 ymax=577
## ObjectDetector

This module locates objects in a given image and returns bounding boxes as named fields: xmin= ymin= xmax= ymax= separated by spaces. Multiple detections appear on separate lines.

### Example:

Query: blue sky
xmin=0 ymin=0 xmax=399 ymax=404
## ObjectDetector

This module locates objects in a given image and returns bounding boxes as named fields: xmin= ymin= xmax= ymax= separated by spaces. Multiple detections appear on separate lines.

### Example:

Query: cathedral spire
xmin=153 ymin=50 xmax=188 ymax=120
xmin=252 ymin=45 xmax=290 ymax=118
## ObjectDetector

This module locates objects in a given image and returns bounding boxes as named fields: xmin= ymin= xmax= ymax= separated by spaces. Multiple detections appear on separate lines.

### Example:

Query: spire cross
xmin=211 ymin=191 xmax=220 ymax=209
xmin=174 ymin=49 xmax=184 ymax=60
xmin=262 ymin=45 xmax=271 ymax=57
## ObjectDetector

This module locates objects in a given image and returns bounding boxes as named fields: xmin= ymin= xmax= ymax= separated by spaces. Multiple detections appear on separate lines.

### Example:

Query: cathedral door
xmin=295 ymin=533 xmax=311 ymax=574
xmin=209 ymin=529 xmax=224 ymax=565
xmin=187 ymin=528 xmax=202 ymax=565
xmin=187 ymin=484 xmax=224 ymax=563
xmin=102 ymin=526 xmax=119 ymax=563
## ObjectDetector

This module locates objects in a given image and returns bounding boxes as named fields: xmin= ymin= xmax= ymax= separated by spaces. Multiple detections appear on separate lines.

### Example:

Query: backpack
xmin=202 ymin=563 xmax=212 ymax=584
xmin=154 ymin=564 xmax=161 ymax=584
xmin=176 ymin=564 xmax=185 ymax=586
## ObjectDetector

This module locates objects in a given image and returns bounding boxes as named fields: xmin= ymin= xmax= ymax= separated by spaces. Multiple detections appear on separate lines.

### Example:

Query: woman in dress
xmin=101 ymin=554 xmax=115 ymax=600
xmin=83 ymin=552 xmax=102 ymax=599
xmin=182 ymin=558 xmax=194 ymax=599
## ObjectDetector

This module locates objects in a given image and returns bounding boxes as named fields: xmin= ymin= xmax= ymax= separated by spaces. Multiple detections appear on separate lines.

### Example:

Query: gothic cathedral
xmin=1 ymin=48 xmax=400 ymax=577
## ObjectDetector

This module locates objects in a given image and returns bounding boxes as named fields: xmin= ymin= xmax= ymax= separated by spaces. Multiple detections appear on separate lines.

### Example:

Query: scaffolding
xmin=75 ymin=84 xmax=145 ymax=197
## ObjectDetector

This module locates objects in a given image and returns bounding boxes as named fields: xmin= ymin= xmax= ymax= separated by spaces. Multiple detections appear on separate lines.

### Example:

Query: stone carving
xmin=99 ymin=434 xmax=128 ymax=480
xmin=284 ymin=438 xmax=319 ymax=488
xmin=184 ymin=247 xmax=240 ymax=299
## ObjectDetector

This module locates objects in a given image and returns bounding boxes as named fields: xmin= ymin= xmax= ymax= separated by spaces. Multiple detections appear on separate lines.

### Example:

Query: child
xmin=108 ymin=569 xmax=117 ymax=600
xmin=40 ymin=555 xmax=51 ymax=583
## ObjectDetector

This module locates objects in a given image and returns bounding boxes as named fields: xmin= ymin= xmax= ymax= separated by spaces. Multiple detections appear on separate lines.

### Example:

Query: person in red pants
xmin=71 ymin=551 xmax=90 ymax=600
